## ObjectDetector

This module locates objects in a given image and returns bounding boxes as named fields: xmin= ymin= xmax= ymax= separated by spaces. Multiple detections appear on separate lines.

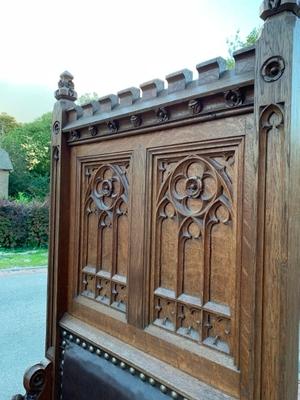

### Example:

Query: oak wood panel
xmin=64 ymin=114 xmax=256 ymax=398
xmin=148 ymin=143 xmax=241 ymax=358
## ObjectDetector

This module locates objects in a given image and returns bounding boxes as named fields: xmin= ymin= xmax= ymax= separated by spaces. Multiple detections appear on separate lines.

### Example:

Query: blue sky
xmin=0 ymin=0 xmax=262 ymax=122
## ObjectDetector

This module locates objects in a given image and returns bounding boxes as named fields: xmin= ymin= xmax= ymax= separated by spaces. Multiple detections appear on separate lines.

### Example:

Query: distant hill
xmin=0 ymin=81 xmax=53 ymax=122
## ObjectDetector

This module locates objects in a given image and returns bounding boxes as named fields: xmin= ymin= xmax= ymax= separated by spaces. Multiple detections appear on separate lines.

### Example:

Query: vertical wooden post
xmin=255 ymin=2 xmax=300 ymax=399
xmin=46 ymin=72 xmax=77 ymax=399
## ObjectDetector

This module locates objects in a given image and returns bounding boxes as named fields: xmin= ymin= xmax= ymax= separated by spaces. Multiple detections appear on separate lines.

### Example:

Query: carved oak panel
xmin=149 ymin=144 xmax=241 ymax=359
xmin=80 ymin=159 xmax=130 ymax=314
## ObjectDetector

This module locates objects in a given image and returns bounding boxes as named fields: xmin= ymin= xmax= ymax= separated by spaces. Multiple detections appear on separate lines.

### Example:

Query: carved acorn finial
xmin=55 ymin=70 xmax=77 ymax=101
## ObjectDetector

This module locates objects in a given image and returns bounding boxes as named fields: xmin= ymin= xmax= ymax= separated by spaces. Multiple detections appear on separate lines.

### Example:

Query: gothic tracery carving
xmin=153 ymin=152 xmax=235 ymax=355
xmin=81 ymin=161 xmax=130 ymax=313
xmin=157 ymin=155 xmax=232 ymax=218
xmin=260 ymin=103 xmax=284 ymax=132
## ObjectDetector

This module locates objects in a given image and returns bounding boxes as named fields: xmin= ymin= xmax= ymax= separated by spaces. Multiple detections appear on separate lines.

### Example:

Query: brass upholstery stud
xmin=139 ymin=373 xmax=146 ymax=381
xmin=160 ymin=385 xmax=167 ymax=393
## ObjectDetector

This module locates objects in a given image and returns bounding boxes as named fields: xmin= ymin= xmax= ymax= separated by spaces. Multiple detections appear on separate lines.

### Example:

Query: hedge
xmin=0 ymin=200 xmax=49 ymax=248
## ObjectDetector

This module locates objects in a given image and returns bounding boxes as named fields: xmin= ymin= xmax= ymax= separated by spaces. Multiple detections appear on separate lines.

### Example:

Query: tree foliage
xmin=226 ymin=28 xmax=260 ymax=69
xmin=78 ymin=92 xmax=99 ymax=106
xmin=0 ymin=199 xmax=49 ymax=248
xmin=0 ymin=113 xmax=51 ymax=199
xmin=0 ymin=112 xmax=19 ymax=136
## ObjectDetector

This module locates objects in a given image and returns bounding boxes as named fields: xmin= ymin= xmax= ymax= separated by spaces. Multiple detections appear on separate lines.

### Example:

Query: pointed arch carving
xmin=152 ymin=150 xmax=237 ymax=356
xmin=260 ymin=103 xmax=284 ymax=133
xmin=80 ymin=160 xmax=130 ymax=314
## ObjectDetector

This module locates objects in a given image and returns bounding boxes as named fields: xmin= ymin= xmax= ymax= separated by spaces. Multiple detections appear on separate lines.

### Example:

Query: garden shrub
xmin=0 ymin=199 xmax=49 ymax=248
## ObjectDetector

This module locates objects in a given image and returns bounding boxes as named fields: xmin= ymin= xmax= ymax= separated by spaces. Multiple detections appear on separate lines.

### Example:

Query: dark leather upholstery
xmin=61 ymin=342 xmax=169 ymax=400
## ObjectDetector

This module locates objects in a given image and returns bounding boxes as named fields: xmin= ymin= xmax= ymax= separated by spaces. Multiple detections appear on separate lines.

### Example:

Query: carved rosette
xmin=188 ymin=99 xmax=203 ymax=114
xmin=224 ymin=89 xmax=244 ymax=107
xmin=70 ymin=130 xmax=80 ymax=140
xmin=261 ymin=56 xmax=285 ymax=82
xmin=130 ymin=114 xmax=142 ymax=128
xmin=107 ymin=120 xmax=119 ymax=133
xmin=89 ymin=164 xmax=127 ymax=211
xmin=156 ymin=107 xmax=169 ymax=123
xmin=88 ymin=125 xmax=98 ymax=136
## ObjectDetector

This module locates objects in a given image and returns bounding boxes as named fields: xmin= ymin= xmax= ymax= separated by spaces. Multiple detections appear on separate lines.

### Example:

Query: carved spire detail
xmin=260 ymin=0 xmax=300 ymax=20
xmin=55 ymin=71 xmax=77 ymax=101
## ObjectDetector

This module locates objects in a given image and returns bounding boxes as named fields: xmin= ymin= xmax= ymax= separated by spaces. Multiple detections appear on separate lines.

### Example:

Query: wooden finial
xmin=55 ymin=70 xmax=77 ymax=101
xmin=260 ymin=0 xmax=300 ymax=20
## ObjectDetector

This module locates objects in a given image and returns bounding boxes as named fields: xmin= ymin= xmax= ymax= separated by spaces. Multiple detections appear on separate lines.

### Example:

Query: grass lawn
xmin=0 ymin=248 xmax=48 ymax=270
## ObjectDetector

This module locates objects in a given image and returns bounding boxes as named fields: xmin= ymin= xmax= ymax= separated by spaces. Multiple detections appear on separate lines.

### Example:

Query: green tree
xmin=0 ymin=112 xmax=19 ymax=136
xmin=78 ymin=92 xmax=99 ymax=105
xmin=226 ymin=28 xmax=260 ymax=69
xmin=0 ymin=113 xmax=51 ymax=199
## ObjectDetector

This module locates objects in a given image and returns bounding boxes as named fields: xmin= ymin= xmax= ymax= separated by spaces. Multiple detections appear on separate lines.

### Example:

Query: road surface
xmin=0 ymin=269 xmax=47 ymax=400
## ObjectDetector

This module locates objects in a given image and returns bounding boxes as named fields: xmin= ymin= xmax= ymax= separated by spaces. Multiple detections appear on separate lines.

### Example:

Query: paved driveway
xmin=0 ymin=269 xmax=47 ymax=400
